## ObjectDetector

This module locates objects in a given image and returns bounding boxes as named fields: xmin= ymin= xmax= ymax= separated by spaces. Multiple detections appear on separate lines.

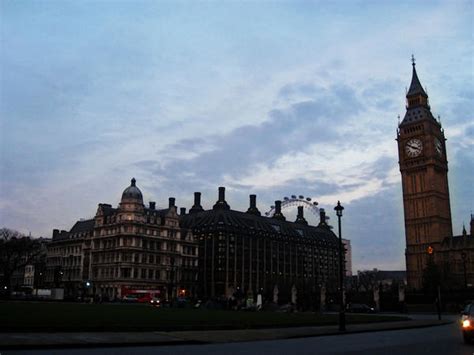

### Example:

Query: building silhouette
xmin=181 ymin=188 xmax=340 ymax=305
xmin=45 ymin=181 xmax=340 ymax=304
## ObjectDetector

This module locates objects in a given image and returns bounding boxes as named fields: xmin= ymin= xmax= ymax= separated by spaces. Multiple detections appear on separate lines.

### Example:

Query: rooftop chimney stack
xmin=295 ymin=206 xmax=308 ymax=225
xmin=272 ymin=200 xmax=286 ymax=221
xmin=246 ymin=194 xmax=261 ymax=216
xmin=319 ymin=208 xmax=327 ymax=227
xmin=180 ymin=207 xmax=186 ymax=215
xmin=149 ymin=201 xmax=156 ymax=210
xmin=169 ymin=197 xmax=176 ymax=208
xmin=189 ymin=192 xmax=204 ymax=214
xmin=213 ymin=186 xmax=230 ymax=210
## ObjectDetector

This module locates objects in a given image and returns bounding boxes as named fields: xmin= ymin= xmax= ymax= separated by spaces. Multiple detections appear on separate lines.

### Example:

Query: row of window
xmin=93 ymin=267 xmax=177 ymax=281
xmin=97 ymin=226 xmax=180 ymax=238
xmin=49 ymin=245 xmax=82 ymax=255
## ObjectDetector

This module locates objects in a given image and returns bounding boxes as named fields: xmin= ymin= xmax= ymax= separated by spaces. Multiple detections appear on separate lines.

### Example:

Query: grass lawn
xmin=0 ymin=301 xmax=410 ymax=332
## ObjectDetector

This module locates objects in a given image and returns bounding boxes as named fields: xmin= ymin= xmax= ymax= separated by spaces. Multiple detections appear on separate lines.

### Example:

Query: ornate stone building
xmin=181 ymin=187 xmax=340 ymax=305
xmin=46 ymin=179 xmax=198 ymax=300
xmin=397 ymin=59 xmax=473 ymax=290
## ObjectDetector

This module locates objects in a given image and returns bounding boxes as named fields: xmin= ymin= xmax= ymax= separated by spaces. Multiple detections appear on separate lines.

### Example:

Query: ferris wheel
xmin=264 ymin=195 xmax=321 ymax=217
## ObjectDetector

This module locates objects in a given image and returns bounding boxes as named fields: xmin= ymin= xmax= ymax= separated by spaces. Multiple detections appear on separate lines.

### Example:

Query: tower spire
xmin=407 ymin=55 xmax=428 ymax=99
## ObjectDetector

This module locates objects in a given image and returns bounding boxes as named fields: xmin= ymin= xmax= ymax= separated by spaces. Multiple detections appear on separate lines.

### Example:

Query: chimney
xmin=319 ymin=208 xmax=328 ymax=227
xmin=246 ymin=194 xmax=261 ymax=216
xmin=169 ymin=197 xmax=176 ymax=208
xmin=272 ymin=200 xmax=286 ymax=221
xmin=189 ymin=192 xmax=204 ymax=214
xmin=149 ymin=201 xmax=156 ymax=210
xmin=180 ymin=207 xmax=186 ymax=215
xmin=295 ymin=206 xmax=308 ymax=225
xmin=52 ymin=229 xmax=59 ymax=239
xmin=213 ymin=186 xmax=230 ymax=210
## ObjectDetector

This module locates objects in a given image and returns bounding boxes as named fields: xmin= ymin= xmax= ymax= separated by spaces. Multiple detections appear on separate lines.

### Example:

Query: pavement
xmin=0 ymin=318 xmax=453 ymax=349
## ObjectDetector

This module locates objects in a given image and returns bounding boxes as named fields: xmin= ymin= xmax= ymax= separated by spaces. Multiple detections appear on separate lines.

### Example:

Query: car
xmin=346 ymin=303 xmax=376 ymax=313
xmin=150 ymin=297 xmax=161 ymax=306
xmin=461 ymin=302 xmax=474 ymax=344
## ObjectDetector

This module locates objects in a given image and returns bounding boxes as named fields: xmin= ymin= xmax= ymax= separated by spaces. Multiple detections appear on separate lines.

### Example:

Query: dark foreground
xmin=0 ymin=301 xmax=409 ymax=332
xmin=3 ymin=315 xmax=471 ymax=355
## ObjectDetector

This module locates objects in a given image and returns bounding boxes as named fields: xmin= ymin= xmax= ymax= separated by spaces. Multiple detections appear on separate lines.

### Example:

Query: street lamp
xmin=334 ymin=201 xmax=346 ymax=331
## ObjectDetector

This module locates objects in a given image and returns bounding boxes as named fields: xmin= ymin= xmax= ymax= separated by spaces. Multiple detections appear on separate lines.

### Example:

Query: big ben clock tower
xmin=397 ymin=57 xmax=453 ymax=290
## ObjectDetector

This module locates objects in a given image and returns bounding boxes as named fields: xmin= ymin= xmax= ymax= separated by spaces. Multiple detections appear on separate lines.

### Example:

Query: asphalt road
xmin=3 ymin=315 xmax=473 ymax=355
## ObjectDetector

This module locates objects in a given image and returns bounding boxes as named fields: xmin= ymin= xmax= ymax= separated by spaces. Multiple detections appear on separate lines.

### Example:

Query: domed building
xmin=46 ymin=178 xmax=199 ymax=301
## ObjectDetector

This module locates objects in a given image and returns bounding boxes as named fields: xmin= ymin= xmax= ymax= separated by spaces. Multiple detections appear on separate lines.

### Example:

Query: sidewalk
xmin=0 ymin=319 xmax=452 ymax=349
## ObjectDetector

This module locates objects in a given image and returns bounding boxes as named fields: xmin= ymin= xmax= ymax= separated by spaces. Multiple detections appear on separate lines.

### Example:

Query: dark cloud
xmin=138 ymin=82 xmax=364 ymax=194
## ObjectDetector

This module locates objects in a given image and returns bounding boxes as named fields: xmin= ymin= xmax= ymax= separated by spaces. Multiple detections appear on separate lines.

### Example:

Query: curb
xmin=0 ymin=320 xmax=453 ymax=350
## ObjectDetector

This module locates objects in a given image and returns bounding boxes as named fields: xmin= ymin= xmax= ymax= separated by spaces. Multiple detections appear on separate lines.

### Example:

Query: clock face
xmin=405 ymin=138 xmax=423 ymax=157
xmin=434 ymin=138 xmax=443 ymax=155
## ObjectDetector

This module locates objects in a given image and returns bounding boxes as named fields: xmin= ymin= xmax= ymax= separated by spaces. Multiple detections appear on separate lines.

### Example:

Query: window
xmin=121 ymin=268 xmax=131 ymax=278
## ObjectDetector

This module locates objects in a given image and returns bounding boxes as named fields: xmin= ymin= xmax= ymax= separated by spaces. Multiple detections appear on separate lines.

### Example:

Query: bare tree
xmin=0 ymin=228 xmax=42 ymax=297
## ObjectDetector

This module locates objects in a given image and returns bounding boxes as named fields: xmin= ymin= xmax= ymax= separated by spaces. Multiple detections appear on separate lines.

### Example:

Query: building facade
xmin=181 ymin=187 xmax=340 ymax=306
xmin=397 ymin=59 xmax=473 ymax=290
xmin=45 ymin=179 xmax=198 ymax=300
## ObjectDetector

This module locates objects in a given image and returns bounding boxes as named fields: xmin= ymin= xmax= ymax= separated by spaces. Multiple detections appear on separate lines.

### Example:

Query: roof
xmin=440 ymin=235 xmax=474 ymax=250
xmin=406 ymin=64 xmax=428 ymax=98
xmin=121 ymin=178 xmax=143 ymax=201
xmin=69 ymin=219 xmax=95 ymax=234
xmin=52 ymin=219 xmax=94 ymax=241
xmin=399 ymin=61 xmax=442 ymax=127
xmin=181 ymin=208 xmax=339 ymax=246
xmin=100 ymin=204 xmax=117 ymax=216
xmin=400 ymin=105 xmax=438 ymax=126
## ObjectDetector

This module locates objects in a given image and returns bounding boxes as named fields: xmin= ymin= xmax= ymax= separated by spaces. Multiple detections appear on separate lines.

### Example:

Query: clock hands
xmin=407 ymin=143 xmax=420 ymax=150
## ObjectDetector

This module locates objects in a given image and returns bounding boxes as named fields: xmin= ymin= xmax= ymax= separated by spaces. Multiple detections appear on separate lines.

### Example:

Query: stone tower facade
xmin=397 ymin=58 xmax=453 ymax=290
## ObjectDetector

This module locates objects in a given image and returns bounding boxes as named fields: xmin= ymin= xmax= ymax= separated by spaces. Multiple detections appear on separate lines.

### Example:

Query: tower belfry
xmin=397 ymin=58 xmax=453 ymax=290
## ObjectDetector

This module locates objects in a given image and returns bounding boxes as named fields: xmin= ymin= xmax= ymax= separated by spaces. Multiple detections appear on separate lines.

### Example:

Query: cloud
xmin=1 ymin=0 xmax=472 ymax=274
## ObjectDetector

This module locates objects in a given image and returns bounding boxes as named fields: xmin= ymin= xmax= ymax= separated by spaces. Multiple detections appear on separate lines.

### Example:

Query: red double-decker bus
xmin=121 ymin=287 xmax=161 ymax=304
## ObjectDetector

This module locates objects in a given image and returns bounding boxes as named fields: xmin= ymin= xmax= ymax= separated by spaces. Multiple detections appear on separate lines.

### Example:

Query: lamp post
xmin=334 ymin=201 xmax=345 ymax=331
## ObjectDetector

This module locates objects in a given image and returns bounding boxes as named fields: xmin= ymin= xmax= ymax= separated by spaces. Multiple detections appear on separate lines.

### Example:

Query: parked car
xmin=346 ymin=303 xmax=376 ymax=313
xmin=461 ymin=302 xmax=474 ymax=344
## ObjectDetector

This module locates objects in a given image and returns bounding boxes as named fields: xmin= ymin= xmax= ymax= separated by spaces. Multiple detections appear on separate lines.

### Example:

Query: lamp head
xmin=334 ymin=201 xmax=344 ymax=217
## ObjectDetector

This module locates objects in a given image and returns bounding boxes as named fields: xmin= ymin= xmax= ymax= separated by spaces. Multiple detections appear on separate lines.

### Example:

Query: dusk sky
xmin=1 ymin=0 xmax=472 ymax=272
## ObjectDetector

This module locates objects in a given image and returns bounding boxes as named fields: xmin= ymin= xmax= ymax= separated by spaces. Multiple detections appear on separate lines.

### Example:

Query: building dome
xmin=121 ymin=178 xmax=143 ymax=202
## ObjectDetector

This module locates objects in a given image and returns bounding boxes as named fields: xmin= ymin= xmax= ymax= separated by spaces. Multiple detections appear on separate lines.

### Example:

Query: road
xmin=3 ymin=315 xmax=473 ymax=355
